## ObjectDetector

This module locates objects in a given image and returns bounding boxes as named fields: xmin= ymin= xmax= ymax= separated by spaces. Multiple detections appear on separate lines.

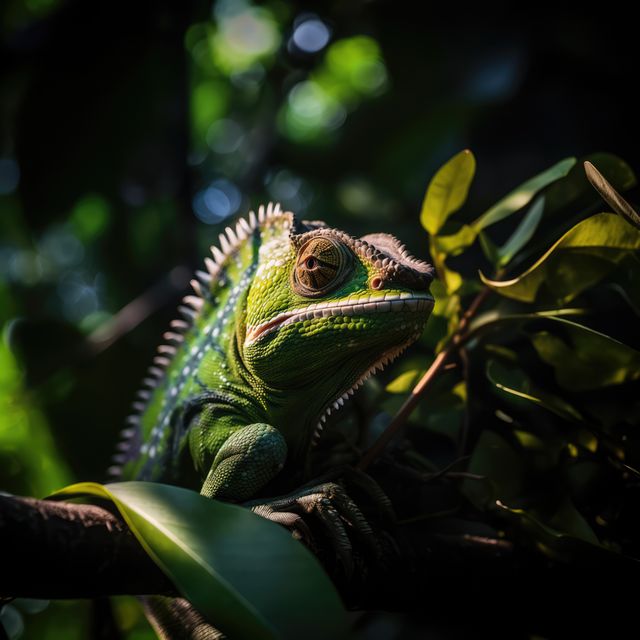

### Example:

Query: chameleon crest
xmin=114 ymin=203 xmax=434 ymax=500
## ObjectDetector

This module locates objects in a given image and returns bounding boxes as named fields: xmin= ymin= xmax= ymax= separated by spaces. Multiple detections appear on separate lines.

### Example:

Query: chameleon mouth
xmin=245 ymin=292 xmax=434 ymax=344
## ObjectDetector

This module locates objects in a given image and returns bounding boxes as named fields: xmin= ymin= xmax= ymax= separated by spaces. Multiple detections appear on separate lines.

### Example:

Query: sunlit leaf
xmin=386 ymin=369 xmax=422 ymax=393
xmin=431 ymin=224 xmax=476 ymax=257
xmin=432 ymin=157 xmax=576 ymax=258
xmin=420 ymin=149 xmax=476 ymax=236
xmin=486 ymin=359 xmax=583 ymax=423
xmin=479 ymin=213 xmax=640 ymax=303
xmin=530 ymin=324 xmax=640 ymax=391
xmin=52 ymin=482 xmax=345 ymax=640
xmin=474 ymin=157 xmax=576 ymax=230
xmin=584 ymin=160 xmax=640 ymax=230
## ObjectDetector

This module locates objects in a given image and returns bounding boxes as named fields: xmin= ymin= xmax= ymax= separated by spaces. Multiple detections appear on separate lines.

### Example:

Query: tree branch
xmin=0 ymin=494 xmax=175 ymax=599
xmin=0 ymin=492 xmax=514 ymax=604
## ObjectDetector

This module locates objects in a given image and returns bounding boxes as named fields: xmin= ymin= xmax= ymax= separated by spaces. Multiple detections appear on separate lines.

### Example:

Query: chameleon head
xmin=243 ymin=218 xmax=435 ymax=405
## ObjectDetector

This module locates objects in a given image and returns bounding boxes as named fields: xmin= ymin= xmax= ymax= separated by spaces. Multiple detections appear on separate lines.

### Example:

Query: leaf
xmin=585 ymin=160 xmax=640 ymax=230
xmin=485 ymin=359 xmax=583 ymax=423
xmin=52 ymin=482 xmax=345 ymax=640
xmin=431 ymin=224 xmax=477 ymax=257
xmin=495 ymin=195 xmax=545 ymax=266
xmin=431 ymin=157 xmax=576 ymax=258
xmin=544 ymin=152 xmax=636 ymax=216
xmin=493 ymin=501 xmax=636 ymax=566
xmin=477 ymin=230 xmax=499 ymax=264
xmin=548 ymin=497 xmax=599 ymax=545
xmin=531 ymin=325 xmax=640 ymax=391
xmin=462 ymin=430 xmax=525 ymax=509
xmin=386 ymin=369 xmax=422 ymax=393
xmin=420 ymin=149 xmax=476 ymax=236
xmin=480 ymin=213 xmax=640 ymax=303
xmin=467 ymin=308 xmax=587 ymax=342
xmin=474 ymin=157 xmax=576 ymax=231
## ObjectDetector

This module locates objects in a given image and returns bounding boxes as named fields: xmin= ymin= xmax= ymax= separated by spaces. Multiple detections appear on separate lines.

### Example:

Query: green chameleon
xmin=112 ymin=202 xmax=434 ymax=637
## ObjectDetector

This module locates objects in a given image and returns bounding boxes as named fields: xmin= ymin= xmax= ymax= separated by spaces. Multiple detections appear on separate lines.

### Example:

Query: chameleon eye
xmin=293 ymin=237 xmax=351 ymax=297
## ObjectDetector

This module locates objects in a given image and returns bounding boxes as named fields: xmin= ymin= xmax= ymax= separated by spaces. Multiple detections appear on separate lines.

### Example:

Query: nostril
xmin=371 ymin=276 xmax=383 ymax=290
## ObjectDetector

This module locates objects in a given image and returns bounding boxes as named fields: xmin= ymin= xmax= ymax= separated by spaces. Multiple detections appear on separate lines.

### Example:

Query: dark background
xmin=0 ymin=1 xmax=637 ymax=637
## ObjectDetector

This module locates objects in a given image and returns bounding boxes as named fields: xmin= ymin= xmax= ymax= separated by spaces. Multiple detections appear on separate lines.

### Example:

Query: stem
xmin=358 ymin=287 xmax=490 ymax=471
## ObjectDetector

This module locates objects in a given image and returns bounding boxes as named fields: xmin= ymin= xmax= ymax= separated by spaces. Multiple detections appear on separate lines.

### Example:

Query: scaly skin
xmin=114 ymin=202 xmax=434 ymax=505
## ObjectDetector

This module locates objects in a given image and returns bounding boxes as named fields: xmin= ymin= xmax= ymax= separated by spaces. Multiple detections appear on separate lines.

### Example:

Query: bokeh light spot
xmin=291 ymin=17 xmax=330 ymax=53
xmin=0 ymin=158 xmax=20 ymax=195
xmin=193 ymin=179 xmax=242 ymax=224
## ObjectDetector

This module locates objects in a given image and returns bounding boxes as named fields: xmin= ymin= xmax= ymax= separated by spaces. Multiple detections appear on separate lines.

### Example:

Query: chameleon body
xmin=114 ymin=202 xmax=434 ymax=505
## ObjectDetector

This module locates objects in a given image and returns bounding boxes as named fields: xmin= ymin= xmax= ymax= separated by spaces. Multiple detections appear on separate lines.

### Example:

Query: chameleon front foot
xmin=249 ymin=482 xmax=374 ymax=577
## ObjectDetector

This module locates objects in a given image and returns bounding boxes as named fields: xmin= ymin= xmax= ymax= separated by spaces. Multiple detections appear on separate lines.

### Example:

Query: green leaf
xmin=431 ymin=224 xmax=477 ymax=257
xmin=462 ymin=430 xmax=524 ymax=509
xmin=493 ymin=501 xmax=632 ymax=565
xmin=584 ymin=160 xmax=640 ymax=230
xmin=52 ymin=482 xmax=345 ymax=640
xmin=495 ymin=195 xmax=545 ymax=267
xmin=479 ymin=213 xmax=640 ymax=303
xmin=548 ymin=497 xmax=599 ymax=545
xmin=467 ymin=308 xmax=587 ymax=344
xmin=386 ymin=369 xmax=422 ymax=393
xmin=420 ymin=149 xmax=476 ymax=236
xmin=430 ymin=157 xmax=576 ymax=258
xmin=544 ymin=152 xmax=636 ymax=216
xmin=485 ymin=359 xmax=583 ymax=423
xmin=530 ymin=324 xmax=640 ymax=391
xmin=477 ymin=230 xmax=499 ymax=264
xmin=474 ymin=157 xmax=576 ymax=231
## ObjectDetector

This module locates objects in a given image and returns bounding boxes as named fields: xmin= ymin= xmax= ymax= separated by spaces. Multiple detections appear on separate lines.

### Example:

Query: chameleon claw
xmin=247 ymin=481 xmax=375 ymax=578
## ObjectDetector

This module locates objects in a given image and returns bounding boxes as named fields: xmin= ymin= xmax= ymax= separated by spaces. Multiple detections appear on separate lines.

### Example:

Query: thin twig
xmin=458 ymin=347 xmax=471 ymax=457
xmin=358 ymin=287 xmax=490 ymax=471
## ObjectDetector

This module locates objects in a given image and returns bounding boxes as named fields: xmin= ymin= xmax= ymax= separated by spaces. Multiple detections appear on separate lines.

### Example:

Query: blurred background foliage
xmin=1 ymin=0 xmax=639 ymax=638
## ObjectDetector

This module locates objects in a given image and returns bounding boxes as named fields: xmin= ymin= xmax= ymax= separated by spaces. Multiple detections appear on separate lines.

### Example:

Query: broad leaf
xmin=480 ymin=213 xmax=640 ymax=303
xmin=585 ymin=160 xmax=640 ymax=230
xmin=530 ymin=323 xmax=640 ymax=391
xmin=420 ymin=149 xmax=475 ymax=236
xmin=52 ymin=482 xmax=345 ymax=640
xmin=462 ymin=430 xmax=524 ymax=509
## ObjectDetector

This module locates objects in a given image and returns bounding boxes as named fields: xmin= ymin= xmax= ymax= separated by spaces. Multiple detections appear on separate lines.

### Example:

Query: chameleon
xmin=111 ymin=202 xmax=434 ymax=637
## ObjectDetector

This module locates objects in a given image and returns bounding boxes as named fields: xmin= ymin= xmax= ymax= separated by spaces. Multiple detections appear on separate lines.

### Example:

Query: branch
xmin=358 ymin=287 xmax=491 ymax=471
xmin=0 ymin=494 xmax=175 ymax=598
xmin=0 ymin=493 xmax=512 ymax=604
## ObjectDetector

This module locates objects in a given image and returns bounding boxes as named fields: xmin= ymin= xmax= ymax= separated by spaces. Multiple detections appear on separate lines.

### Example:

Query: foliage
xmin=52 ymin=482 xmax=345 ymax=640
xmin=383 ymin=151 xmax=640 ymax=569
xmin=1 ymin=1 xmax=640 ymax=638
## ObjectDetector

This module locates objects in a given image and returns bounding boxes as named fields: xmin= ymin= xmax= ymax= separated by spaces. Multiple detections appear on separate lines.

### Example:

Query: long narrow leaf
xmin=474 ymin=157 xmax=576 ymax=230
xmin=584 ymin=160 xmax=640 ymax=230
